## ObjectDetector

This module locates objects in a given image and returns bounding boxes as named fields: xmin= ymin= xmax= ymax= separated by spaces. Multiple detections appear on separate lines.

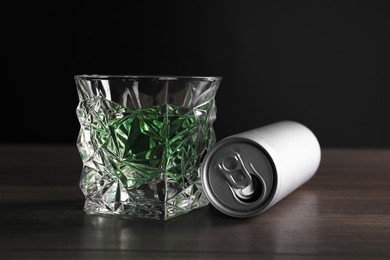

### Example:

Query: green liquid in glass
xmin=77 ymin=97 xmax=214 ymax=220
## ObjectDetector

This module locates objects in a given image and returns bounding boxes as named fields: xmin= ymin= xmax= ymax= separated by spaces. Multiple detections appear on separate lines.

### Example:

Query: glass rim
xmin=75 ymin=74 xmax=222 ymax=81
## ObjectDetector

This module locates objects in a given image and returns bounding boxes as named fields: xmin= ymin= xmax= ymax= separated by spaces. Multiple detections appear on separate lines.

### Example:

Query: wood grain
xmin=1 ymin=146 xmax=390 ymax=259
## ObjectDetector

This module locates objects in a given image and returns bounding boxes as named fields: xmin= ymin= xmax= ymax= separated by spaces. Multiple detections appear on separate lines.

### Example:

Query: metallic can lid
xmin=201 ymin=137 xmax=276 ymax=218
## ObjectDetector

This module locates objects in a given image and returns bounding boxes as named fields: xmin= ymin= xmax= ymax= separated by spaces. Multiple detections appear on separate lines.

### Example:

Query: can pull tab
xmin=217 ymin=152 xmax=252 ymax=189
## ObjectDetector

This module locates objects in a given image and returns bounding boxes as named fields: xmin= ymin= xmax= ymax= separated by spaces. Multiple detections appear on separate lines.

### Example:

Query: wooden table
xmin=1 ymin=146 xmax=390 ymax=259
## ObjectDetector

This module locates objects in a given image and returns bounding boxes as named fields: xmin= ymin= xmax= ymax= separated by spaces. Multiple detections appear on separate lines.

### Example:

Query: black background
xmin=2 ymin=2 xmax=390 ymax=147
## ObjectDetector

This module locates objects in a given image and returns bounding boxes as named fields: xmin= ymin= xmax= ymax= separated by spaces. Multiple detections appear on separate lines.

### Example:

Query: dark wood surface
xmin=1 ymin=145 xmax=390 ymax=259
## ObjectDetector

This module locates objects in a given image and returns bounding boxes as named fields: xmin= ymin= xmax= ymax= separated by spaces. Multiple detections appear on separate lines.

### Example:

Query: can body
xmin=201 ymin=121 xmax=321 ymax=218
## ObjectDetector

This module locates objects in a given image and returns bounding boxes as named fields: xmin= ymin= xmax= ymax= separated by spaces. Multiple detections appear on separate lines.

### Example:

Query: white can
xmin=201 ymin=121 xmax=321 ymax=218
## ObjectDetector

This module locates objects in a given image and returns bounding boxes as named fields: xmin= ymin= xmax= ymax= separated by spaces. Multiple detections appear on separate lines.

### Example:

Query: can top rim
xmin=201 ymin=137 xmax=277 ymax=218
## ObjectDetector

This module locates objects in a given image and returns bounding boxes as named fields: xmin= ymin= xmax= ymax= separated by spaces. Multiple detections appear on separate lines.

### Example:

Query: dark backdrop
xmin=2 ymin=2 xmax=390 ymax=147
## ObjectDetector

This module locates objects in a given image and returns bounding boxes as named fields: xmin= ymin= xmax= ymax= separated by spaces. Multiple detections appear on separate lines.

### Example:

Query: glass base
xmin=82 ymin=182 xmax=209 ymax=220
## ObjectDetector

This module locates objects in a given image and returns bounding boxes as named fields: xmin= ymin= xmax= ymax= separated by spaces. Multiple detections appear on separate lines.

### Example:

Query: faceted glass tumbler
xmin=75 ymin=75 xmax=221 ymax=220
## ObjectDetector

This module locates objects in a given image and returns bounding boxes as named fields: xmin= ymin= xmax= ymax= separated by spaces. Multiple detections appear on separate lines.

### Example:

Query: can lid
xmin=201 ymin=138 xmax=276 ymax=218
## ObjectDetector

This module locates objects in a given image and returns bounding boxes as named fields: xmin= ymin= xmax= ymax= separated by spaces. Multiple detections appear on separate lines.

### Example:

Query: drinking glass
xmin=75 ymin=75 xmax=221 ymax=220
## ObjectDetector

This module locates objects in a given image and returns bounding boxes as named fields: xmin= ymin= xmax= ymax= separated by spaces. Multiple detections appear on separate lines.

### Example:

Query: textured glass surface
xmin=75 ymin=75 xmax=221 ymax=220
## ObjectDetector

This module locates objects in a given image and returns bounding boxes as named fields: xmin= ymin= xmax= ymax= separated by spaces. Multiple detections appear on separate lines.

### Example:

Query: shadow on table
xmin=79 ymin=191 xmax=319 ymax=254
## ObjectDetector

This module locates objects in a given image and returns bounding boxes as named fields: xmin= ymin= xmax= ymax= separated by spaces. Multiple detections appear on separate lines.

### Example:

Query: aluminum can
xmin=201 ymin=121 xmax=321 ymax=218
